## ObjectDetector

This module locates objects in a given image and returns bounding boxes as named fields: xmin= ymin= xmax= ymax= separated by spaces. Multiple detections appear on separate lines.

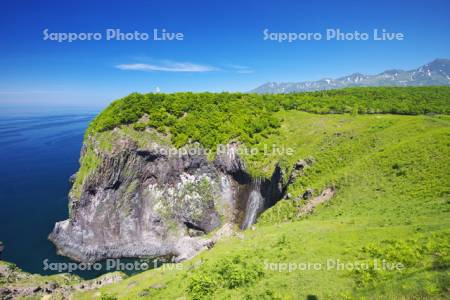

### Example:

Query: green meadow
xmin=75 ymin=103 xmax=450 ymax=299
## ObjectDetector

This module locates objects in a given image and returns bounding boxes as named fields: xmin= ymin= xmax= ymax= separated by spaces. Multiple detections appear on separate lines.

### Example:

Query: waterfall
xmin=227 ymin=163 xmax=285 ymax=230
xmin=220 ymin=175 xmax=233 ymax=204
xmin=241 ymin=179 xmax=264 ymax=229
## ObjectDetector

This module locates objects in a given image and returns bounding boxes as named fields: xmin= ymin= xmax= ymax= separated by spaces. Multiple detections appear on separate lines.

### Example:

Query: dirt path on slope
xmin=297 ymin=187 xmax=335 ymax=217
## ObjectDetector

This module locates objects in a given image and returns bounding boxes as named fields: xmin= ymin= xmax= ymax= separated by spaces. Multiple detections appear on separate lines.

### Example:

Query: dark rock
xmin=214 ymin=143 xmax=247 ymax=176
xmin=302 ymin=189 xmax=314 ymax=200
xmin=136 ymin=149 xmax=162 ymax=161
xmin=294 ymin=160 xmax=307 ymax=170
xmin=295 ymin=157 xmax=315 ymax=170
xmin=0 ymin=288 xmax=11 ymax=296
xmin=187 ymin=228 xmax=205 ymax=237
xmin=48 ymin=282 xmax=58 ymax=290
xmin=305 ymin=156 xmax=315 ymax=165
xmin=0 ymin=241 xmax=4 ymax=256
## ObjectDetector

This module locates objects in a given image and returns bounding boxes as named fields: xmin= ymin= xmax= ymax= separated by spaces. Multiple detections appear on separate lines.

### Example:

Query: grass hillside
xmin=75 ymin=110 xmax=450 ymax=299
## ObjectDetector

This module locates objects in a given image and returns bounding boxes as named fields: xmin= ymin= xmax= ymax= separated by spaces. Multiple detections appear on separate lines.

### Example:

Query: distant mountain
xmin=251 ymin=59 xmax=450 ymax=94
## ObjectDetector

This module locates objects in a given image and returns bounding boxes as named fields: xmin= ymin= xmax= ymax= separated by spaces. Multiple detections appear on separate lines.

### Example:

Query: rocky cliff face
xmin=49 ymin=130 xmax=287 ymax=262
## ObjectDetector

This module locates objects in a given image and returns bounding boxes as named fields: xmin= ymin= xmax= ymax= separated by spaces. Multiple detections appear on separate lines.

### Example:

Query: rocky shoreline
xmin=0 ymin=261 xmax=124 ymax=300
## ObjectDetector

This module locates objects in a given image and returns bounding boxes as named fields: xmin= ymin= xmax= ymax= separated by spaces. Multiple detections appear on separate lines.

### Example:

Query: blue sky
xmin=0 ymin=0 xmax=449 ymax=108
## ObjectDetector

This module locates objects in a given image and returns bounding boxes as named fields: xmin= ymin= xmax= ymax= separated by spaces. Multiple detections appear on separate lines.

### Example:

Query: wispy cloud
xmin=116 ymin=61 xmax=219 ymax=73
xmin=227 ymin=64 xmax=254 ymax=74
xmin=115 ymin=59 xmax=254 ymax=74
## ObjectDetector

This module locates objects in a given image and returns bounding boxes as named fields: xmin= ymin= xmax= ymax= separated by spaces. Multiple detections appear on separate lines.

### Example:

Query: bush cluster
xmin=186 ymin=255 xmax=265 ymax=299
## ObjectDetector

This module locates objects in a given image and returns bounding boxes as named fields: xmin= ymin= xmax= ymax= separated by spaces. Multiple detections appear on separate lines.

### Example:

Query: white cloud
xmin=116 ymin=61 xmax=218 ymax=73
xmin=227 ymin=64 xmax=254 ymax=74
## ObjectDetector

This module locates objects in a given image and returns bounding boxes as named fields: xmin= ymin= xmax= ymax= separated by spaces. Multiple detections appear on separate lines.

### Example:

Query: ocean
xmin=0 ymin=110 xmax=108 ymax=278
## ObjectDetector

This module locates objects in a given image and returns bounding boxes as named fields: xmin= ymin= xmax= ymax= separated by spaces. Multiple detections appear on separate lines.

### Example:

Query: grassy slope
xmin=74 ymin=111 xmax=450 ymax=299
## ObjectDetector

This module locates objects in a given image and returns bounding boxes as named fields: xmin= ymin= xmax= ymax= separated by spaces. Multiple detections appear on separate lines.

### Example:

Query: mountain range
xmin=252 ymin=58 xmax=450 ymax=94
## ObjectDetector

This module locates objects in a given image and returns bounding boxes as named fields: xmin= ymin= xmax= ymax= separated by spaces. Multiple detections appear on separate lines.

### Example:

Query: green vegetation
xmin=71 ymin=143 xmax=101 ymax=199
xmin=87 ymin=92 xmax=281 ymax=149
xmin=74 ymin=105 xmax=450 ymax=299
xmin=86 ymin=87 xmax=450 ymax=151
xmin=186 ymin=255 xmax=264 ymax=299
xmin=350 ymin=233 xmax=449 ymax=297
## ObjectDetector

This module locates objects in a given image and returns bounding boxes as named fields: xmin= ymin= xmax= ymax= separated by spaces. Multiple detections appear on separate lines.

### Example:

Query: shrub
xmin=186 ymin=272 xmax=218 ymax=300
xmin=132 ymin=122 xmax=147 ymax=131
xmin=100 ymin=292 xmax=118 ymax=300
xmin=186 ymin=255 xmax=265 ymax=299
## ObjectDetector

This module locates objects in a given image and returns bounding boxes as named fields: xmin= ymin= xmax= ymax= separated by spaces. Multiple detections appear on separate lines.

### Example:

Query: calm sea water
xmin=0 ymin=110 xmax=109 ymax=278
